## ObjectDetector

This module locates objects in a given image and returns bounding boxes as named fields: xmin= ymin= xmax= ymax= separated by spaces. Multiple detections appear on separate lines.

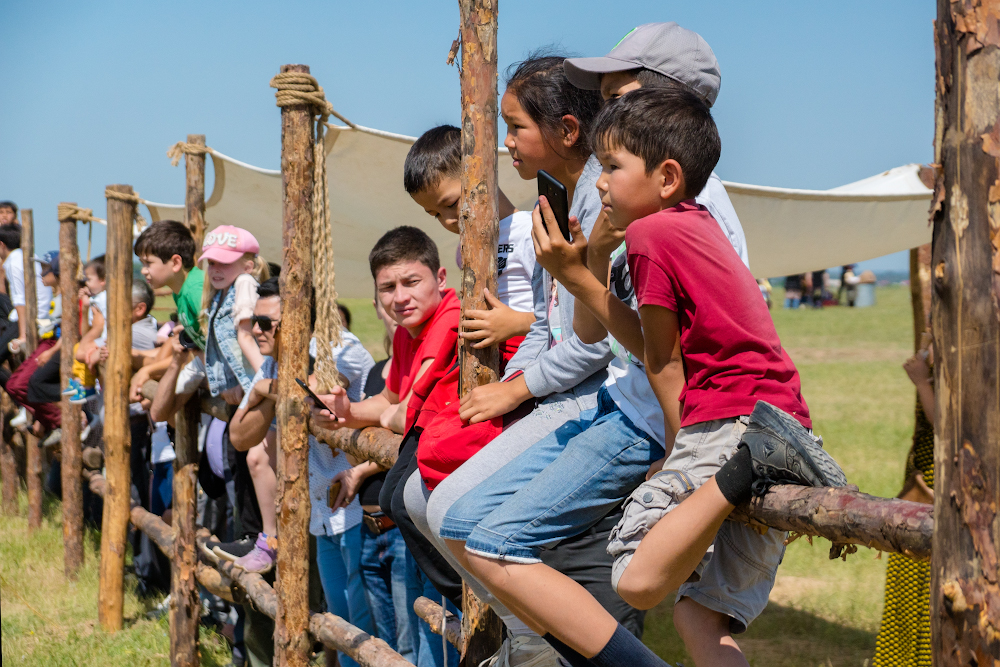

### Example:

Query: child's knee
xmin=246 ymin=444 xmax=269 ymax=472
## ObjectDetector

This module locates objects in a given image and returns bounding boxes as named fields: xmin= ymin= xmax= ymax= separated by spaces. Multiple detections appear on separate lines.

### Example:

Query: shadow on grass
xmin=643 ymin=599 xmax=876 ymax=667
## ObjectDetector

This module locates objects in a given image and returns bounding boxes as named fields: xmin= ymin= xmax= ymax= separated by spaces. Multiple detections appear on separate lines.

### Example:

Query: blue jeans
xmin=315 ymin=525 xmax=375 ymax=667
xmin=359 ymin=524 xmax=413 ymax=663
xmin=150 ymin=461 xmax=173 ymax=516
xmin=441 ymin=386 xmax=664 ymax=563
xmin=405 ymin=550 xmax=461 ymax=667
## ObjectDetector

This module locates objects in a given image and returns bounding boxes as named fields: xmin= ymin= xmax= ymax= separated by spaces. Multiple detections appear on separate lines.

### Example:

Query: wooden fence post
xmin=169 ymin=139 xmax=205 ymax=666
xmin=57 ymin=208 xmax=84 ymax=578
xmin=170 ymin=397 xmax=201 ymax=666
xmin=456 ymin=1 xmax=504 ymax=663
xmin=930 ymin=3 xmax=1000 ymax=663
xmin=98 ymin=185 xmax=135 ymax=632
xmin=1 ymin=392 xmax=17 ymax=515
xmin=185 ymin=134 xmax=207 ymax=250
xmin=274 ymin=63 xmax=314 ymax=667
xmin=21 ymin=209 xmax=43 ymax=531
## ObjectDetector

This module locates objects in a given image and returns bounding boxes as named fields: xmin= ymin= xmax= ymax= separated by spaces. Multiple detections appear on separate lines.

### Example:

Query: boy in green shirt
xmin=130 ymin=220 xmax=204 ymax=401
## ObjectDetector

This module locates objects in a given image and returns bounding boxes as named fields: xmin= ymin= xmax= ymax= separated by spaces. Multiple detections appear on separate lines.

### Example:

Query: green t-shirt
xmin=173 ymin=266 xmax=206 ymax=350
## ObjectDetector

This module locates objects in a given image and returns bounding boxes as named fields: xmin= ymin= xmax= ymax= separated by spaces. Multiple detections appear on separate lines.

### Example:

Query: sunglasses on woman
xmin=251 ymin=314 xmax=281 ymax=333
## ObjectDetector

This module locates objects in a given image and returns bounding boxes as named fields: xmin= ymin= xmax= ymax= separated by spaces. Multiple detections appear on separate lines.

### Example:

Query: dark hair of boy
xmin=0 ymin=201 xmax=17 ymax=215
xmin=403 ymin=125 xmax=461 ymax=195
xmin=267 ymin=262 xmax=281 ymax=279
xmin=337 ymin=303 xmax=352 ymax=330
xmin=505 ymin=51 xmax=603 ymax=160
xmin=132 ymin=280 xmax=155 ymax=317
xmin=591 ymin=87 xmax=721 ymax=197
xmin=0 ymin=223 xmax=21 ymax=250
xmin=257 ymin=276 xmax=317 ymax=329
xmin=134 ymin=220 xmax=197 ymax=270
xmin=85 ymin=254 xmax=107 ymax=281
xmin=369 ymin=225 xmax=440 ymax=280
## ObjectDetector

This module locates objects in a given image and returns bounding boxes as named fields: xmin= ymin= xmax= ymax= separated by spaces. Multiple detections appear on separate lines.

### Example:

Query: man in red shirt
xmin=311 ymin=225 xmax=466 ymax=611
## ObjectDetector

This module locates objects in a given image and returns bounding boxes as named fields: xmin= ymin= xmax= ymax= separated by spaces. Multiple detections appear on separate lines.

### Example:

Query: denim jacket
xmin=205 ymin=286 xmax=254 ymax=396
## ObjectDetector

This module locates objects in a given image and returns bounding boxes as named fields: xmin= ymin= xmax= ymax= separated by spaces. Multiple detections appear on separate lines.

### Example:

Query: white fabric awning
xmin=145 ymin=124 xmax=932 ymax=293
xmin=725 ymin=164 xmax=932 ymax=278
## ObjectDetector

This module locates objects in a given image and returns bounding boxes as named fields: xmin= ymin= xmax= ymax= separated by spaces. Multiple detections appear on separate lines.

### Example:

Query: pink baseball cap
xmin=200 ymin=225 xmax=260 ymax=264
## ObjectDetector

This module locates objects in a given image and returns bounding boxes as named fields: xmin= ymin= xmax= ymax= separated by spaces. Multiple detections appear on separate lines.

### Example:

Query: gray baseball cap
xmin=565 ymin=23 xmax=721 ymax=107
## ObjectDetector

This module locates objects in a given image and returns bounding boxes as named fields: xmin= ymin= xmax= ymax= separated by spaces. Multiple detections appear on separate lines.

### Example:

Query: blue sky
xmin=1 ymin=0 xmax=934 ymax=274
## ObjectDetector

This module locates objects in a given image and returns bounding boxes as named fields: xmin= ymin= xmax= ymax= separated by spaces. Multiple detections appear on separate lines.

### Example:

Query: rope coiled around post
xmin=270 ymin=71 xmax=349 ymax=393
xmin=104 ymin=188 xmax=149 ymax=238
xmin=167 ymin=142 xmax=214 ymax=168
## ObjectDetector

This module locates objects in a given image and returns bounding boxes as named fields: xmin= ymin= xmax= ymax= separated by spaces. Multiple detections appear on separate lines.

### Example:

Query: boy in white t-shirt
xmin=0 ymin=220 xmax=53 ymax=361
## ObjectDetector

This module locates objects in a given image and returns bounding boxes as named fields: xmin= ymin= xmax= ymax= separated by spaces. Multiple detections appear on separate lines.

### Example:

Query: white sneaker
xmin=9 ymin=407 xmax=27 ymax=429
xmin=42 ymin=428 xmax=61 ymax=447
xmin=480 ymin=635 xmax=562 ymax=667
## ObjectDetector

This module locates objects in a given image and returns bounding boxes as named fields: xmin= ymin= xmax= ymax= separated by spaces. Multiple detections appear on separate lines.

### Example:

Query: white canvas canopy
xmin=145 ymin=124 xmax=932 ymax=294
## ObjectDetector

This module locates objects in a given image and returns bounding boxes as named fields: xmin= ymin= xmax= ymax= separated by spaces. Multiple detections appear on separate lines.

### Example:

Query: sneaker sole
xmin=751 ymin=401 xmax=847 ymax=488
xmin=214 ymin=547 xmax=244 ymax=563
xmin=234 ymin=562 xmax=273 ymax=575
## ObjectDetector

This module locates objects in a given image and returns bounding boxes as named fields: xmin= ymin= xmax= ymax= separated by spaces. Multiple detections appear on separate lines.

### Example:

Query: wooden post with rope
xmin=21 ymin=208 xmax=44 ymax=531
xmin=169 ymin=143 xmax=206 ymax=665
xmin=930 ymin=2 xmax=1000 ymax=662
xmin=57 ymin=206 xmax=84 ymax=578
xmin=97 ymin=185 xmax=136 ymax=632
xmin=456 ymin=1 xmax=504 ymax=663
xmin=185 ymin=134 xmax=207 ymax=249
xmin=273 ymin=63 xmax=315 ymax=667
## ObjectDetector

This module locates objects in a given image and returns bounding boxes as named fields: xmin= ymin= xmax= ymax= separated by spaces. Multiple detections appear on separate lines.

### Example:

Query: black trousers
xmin=381 ymin=428 xmax=465 ymax=607
xmin=27 ymin=349 xmax=61 ymax=404
xmin=227 ymin=423 xmax=263 ymax=540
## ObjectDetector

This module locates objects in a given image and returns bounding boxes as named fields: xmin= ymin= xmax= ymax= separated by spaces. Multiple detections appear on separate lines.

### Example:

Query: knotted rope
xmin=270 ymin=71 xmax=349 ymax=393
xmin=57 ymin=204 xmax=103 ymax=278
xmin=104 ymin=188 xmax=149 ymax=239
xmin=57 ymin=203 xmax=106 ymax=225
xmin=167 ymin=141 xmax=213 ymax=167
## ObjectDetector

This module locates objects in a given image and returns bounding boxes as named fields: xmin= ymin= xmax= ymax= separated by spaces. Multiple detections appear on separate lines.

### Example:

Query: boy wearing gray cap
xmin=565 ymin=22 xmax=748 ymax=266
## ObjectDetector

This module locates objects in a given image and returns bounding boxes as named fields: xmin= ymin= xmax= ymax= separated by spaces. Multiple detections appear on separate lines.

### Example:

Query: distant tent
xmin=144 ymin=124 xmax=932 ymax=295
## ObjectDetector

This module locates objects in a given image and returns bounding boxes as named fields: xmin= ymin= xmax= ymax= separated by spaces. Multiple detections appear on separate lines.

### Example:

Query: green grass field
xmin=1 ymin=287 xmax=917 ymax=666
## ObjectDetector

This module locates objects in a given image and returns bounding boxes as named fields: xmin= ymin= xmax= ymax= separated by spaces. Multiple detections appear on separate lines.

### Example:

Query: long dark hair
xmin=505 ymin=51 xmax=602 ymax=161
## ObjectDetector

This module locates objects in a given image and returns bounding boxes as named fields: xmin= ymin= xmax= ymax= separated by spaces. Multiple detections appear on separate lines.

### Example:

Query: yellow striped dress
xmin=872 ymin=402 xmax=934 ymax=667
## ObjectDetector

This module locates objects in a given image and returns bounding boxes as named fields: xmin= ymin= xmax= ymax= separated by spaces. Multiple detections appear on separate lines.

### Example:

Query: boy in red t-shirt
xmin=312 ymin=225 xmax=458 ymax=436
xmin=444 ymin=88 xmax=847 ymax=667
xmin=310 ymin=225 xmax=467 ymax=610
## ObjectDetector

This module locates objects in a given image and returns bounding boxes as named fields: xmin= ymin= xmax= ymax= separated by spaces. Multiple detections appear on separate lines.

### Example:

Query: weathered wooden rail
xmin=81 ymin=467 xmax=411 ymax=666
xmin=139 ymin=380 xmax=934 ymax=561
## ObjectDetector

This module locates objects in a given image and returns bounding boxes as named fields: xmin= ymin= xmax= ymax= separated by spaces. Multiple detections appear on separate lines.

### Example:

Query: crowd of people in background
xmin=0 ymin=21 xmax=877 ymax=667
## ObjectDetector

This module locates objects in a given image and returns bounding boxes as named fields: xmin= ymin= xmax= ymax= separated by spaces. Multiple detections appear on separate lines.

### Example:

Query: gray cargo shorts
xmin=608 ymin=417 xmax=786 ymax=633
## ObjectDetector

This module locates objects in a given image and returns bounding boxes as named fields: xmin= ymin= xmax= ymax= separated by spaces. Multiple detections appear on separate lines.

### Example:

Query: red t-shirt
xmin=625 ymin=200 xmax=811 ymax=428
xmin=417 ymin=334 xmax=525 ymax=490
xmin=387 ymin=289 xmax=461 ymax=432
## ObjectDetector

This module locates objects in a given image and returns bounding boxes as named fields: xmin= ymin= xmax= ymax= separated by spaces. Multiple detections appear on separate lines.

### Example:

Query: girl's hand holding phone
xmin=531 ymin=196 xmax=589 ymax=285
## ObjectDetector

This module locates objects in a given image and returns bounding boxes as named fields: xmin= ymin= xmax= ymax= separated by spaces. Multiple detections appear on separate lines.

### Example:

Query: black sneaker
xmin=210 ymin=535 xmax=255 ymax=562
xmin=741 ymin=401 xmax=847 ymax=497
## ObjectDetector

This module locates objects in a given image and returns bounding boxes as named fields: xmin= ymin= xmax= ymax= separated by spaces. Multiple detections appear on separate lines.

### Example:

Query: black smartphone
xmin=177 ymin=329 xmax=198 ymax=350
xmin=295 ymin=377 xmax=325 ymax=407
xmin=537 ymin=169 xmax=572 ymax=242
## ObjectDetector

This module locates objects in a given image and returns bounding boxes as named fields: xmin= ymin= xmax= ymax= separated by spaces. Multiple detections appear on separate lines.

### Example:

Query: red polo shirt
xmin=387 ymin=289 xmax=461 ymax=432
